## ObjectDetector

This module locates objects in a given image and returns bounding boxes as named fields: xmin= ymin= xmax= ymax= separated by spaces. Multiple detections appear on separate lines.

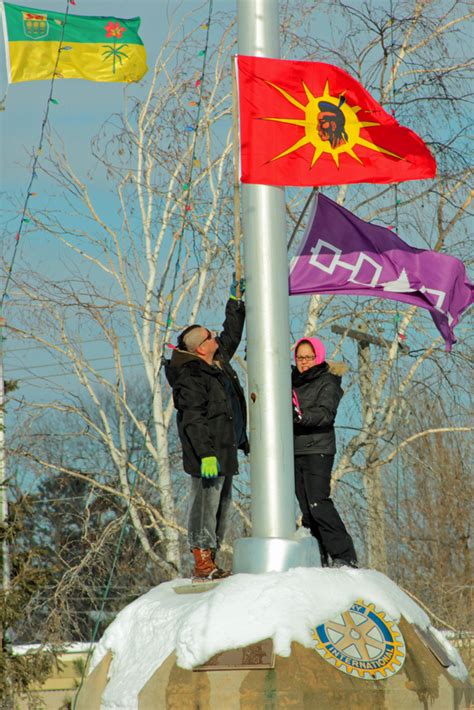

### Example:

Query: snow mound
xmin=90 ymin=567 xmax=468 ymax=710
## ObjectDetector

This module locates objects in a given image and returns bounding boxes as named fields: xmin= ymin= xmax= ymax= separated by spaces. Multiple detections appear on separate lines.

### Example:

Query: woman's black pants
xmin=294 ymin=453 xmax=357 ymax=564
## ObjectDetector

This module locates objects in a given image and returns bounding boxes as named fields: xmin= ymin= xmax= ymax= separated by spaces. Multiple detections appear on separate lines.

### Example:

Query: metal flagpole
xmin=233 ymin=0 xmax=300 ymax=573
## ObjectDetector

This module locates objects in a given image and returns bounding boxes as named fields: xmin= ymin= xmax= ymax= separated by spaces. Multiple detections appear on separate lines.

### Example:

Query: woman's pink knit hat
xmin=294 ymin=337 xmax=326 ymax=365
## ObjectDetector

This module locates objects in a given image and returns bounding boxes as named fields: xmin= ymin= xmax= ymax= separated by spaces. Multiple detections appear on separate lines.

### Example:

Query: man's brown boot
xmin=191 ymin=548 xmax=231 ymax=581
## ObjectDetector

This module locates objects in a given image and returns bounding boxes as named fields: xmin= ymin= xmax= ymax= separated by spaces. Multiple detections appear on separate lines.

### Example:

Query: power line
xmin=6 ymin=351 xmax=145 ymax=375
xmin=8 ymin=361 xmax=151 ymax=384
xmin=3 ymin=315 xmax=226 ymax=356
xmin=4 ymin=334 xmax=132 ymax=355
xmin=1 ymin=0 xmax=73 ymax=307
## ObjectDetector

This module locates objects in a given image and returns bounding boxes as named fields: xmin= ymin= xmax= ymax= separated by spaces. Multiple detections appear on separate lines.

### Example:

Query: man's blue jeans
xmin=188 ymin=475 xmax=232 ymax=550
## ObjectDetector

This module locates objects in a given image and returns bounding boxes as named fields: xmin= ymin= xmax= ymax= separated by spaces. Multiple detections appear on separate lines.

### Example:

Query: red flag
xmin=236 ymin=55 xmax=436 ymax=187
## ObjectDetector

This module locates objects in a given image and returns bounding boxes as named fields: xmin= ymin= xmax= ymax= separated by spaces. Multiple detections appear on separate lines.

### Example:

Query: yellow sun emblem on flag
xmin=263 ymin=80 xmax=402 ymax=168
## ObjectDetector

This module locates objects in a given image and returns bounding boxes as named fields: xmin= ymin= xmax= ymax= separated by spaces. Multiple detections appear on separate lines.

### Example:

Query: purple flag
xmin=289 ymin=194 xmax=473 ymax=351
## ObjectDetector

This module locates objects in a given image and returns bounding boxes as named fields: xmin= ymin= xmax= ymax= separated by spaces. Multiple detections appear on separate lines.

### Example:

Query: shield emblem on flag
xmin=22 ymin=12 xmax=49 ymax=39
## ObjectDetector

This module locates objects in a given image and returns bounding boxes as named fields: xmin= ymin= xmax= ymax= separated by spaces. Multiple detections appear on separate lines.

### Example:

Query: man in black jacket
xmin=165 ymin=291 xmax=248 ymax=580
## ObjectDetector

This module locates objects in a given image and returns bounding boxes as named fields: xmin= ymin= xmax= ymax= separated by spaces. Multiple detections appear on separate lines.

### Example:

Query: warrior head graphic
xmin=317 ymin=96 xmax=348 ymax=148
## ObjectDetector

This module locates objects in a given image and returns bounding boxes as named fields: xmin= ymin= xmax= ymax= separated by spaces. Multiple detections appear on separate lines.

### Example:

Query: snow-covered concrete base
xmin=78 ymin=566 xmax=470 ymax=710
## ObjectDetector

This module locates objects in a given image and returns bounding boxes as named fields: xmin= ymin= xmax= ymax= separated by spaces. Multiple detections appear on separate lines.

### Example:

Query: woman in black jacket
xmin=292 ymin=336 xmax=358 ymax=568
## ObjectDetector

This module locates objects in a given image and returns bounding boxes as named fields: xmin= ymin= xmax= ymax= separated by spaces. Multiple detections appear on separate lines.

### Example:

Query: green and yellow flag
xmin=1 ymin=2 xmax=147 ymax=83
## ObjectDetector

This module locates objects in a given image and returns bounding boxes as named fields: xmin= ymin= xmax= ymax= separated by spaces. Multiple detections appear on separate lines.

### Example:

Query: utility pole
xmin=357 ymin=329 xmax=387 ymax=573
xmin=332 ymin=324 xmax=407 ymax=572
xmin=233 ymin=0 xmax=297 ymax=573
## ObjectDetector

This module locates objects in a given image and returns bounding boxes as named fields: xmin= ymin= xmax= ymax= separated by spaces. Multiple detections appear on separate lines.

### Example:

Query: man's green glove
xmin=201 ymin=456 xmax=219 ymax=478
xmin=230 ymin=275 xmax=246 ymax=300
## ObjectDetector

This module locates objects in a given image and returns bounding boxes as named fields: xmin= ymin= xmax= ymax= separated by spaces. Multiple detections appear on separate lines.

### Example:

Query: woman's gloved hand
xmin=292 ymin=403 xmax=303 ymax=423
xmin=292 ymin=390 xmax=302 ymax=423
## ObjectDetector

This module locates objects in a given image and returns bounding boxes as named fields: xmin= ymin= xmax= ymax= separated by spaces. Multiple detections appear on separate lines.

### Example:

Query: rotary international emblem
xmin=23 ymin=11 xmax=49 ymax=40
xmin=310 ymin=599 xmax=406 ymax=680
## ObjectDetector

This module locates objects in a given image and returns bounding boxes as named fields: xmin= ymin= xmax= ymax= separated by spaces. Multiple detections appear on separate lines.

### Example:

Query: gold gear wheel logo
xmin=310 ymin=599 xmax=406 ymax=680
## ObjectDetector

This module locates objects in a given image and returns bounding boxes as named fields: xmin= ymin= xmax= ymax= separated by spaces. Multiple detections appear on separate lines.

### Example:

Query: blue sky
xmin=1 ymin=0 xmax=471 ymax=399
xmin=1 ymin=0 xmax=236 ymax=398
xmin=1 ymin=1 xmax=234 ymax=189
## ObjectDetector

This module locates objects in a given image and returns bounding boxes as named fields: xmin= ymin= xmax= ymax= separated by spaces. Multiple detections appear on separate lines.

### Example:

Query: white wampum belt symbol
xmin=309 ymin=238 xmax=452 ymax=324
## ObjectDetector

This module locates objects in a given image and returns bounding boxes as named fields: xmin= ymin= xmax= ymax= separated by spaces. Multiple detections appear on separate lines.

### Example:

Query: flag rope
xmin=160 ymin=0 xmax=214 ymax=352
xmin=231 ymin=56 xmax=243 ymax=293
xmin=1 ymin=0 xmax=73 ymax=308
xmin=389 ymin=0 xmax=402 ymax=584
xmin=287 ymin=187 xmax=318 ymax=252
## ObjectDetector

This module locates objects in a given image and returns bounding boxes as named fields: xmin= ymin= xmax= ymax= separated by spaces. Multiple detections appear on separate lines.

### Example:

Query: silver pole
xmin=234 ymin=0 xmax=297 ymax=571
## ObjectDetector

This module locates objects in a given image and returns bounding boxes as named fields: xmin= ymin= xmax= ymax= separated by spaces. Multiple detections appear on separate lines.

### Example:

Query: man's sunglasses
xmin=197 ymin=329 xmax=214 ymax=348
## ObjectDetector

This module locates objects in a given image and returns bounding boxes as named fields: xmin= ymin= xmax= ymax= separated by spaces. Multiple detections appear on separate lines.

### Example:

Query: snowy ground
xmin=90 ymin=566 xmax=468 ymax=710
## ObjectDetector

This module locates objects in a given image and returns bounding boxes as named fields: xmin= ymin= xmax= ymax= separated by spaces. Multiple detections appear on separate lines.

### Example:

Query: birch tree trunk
xmin=5 ymin=16 xmax=238 ymax=582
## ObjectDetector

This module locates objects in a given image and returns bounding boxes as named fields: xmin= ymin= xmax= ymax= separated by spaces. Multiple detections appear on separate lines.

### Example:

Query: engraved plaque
xmin=413 ymin=625 xmax=453 ymax=668
xmin=194 ymin=639 xmax=274 ymax=671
